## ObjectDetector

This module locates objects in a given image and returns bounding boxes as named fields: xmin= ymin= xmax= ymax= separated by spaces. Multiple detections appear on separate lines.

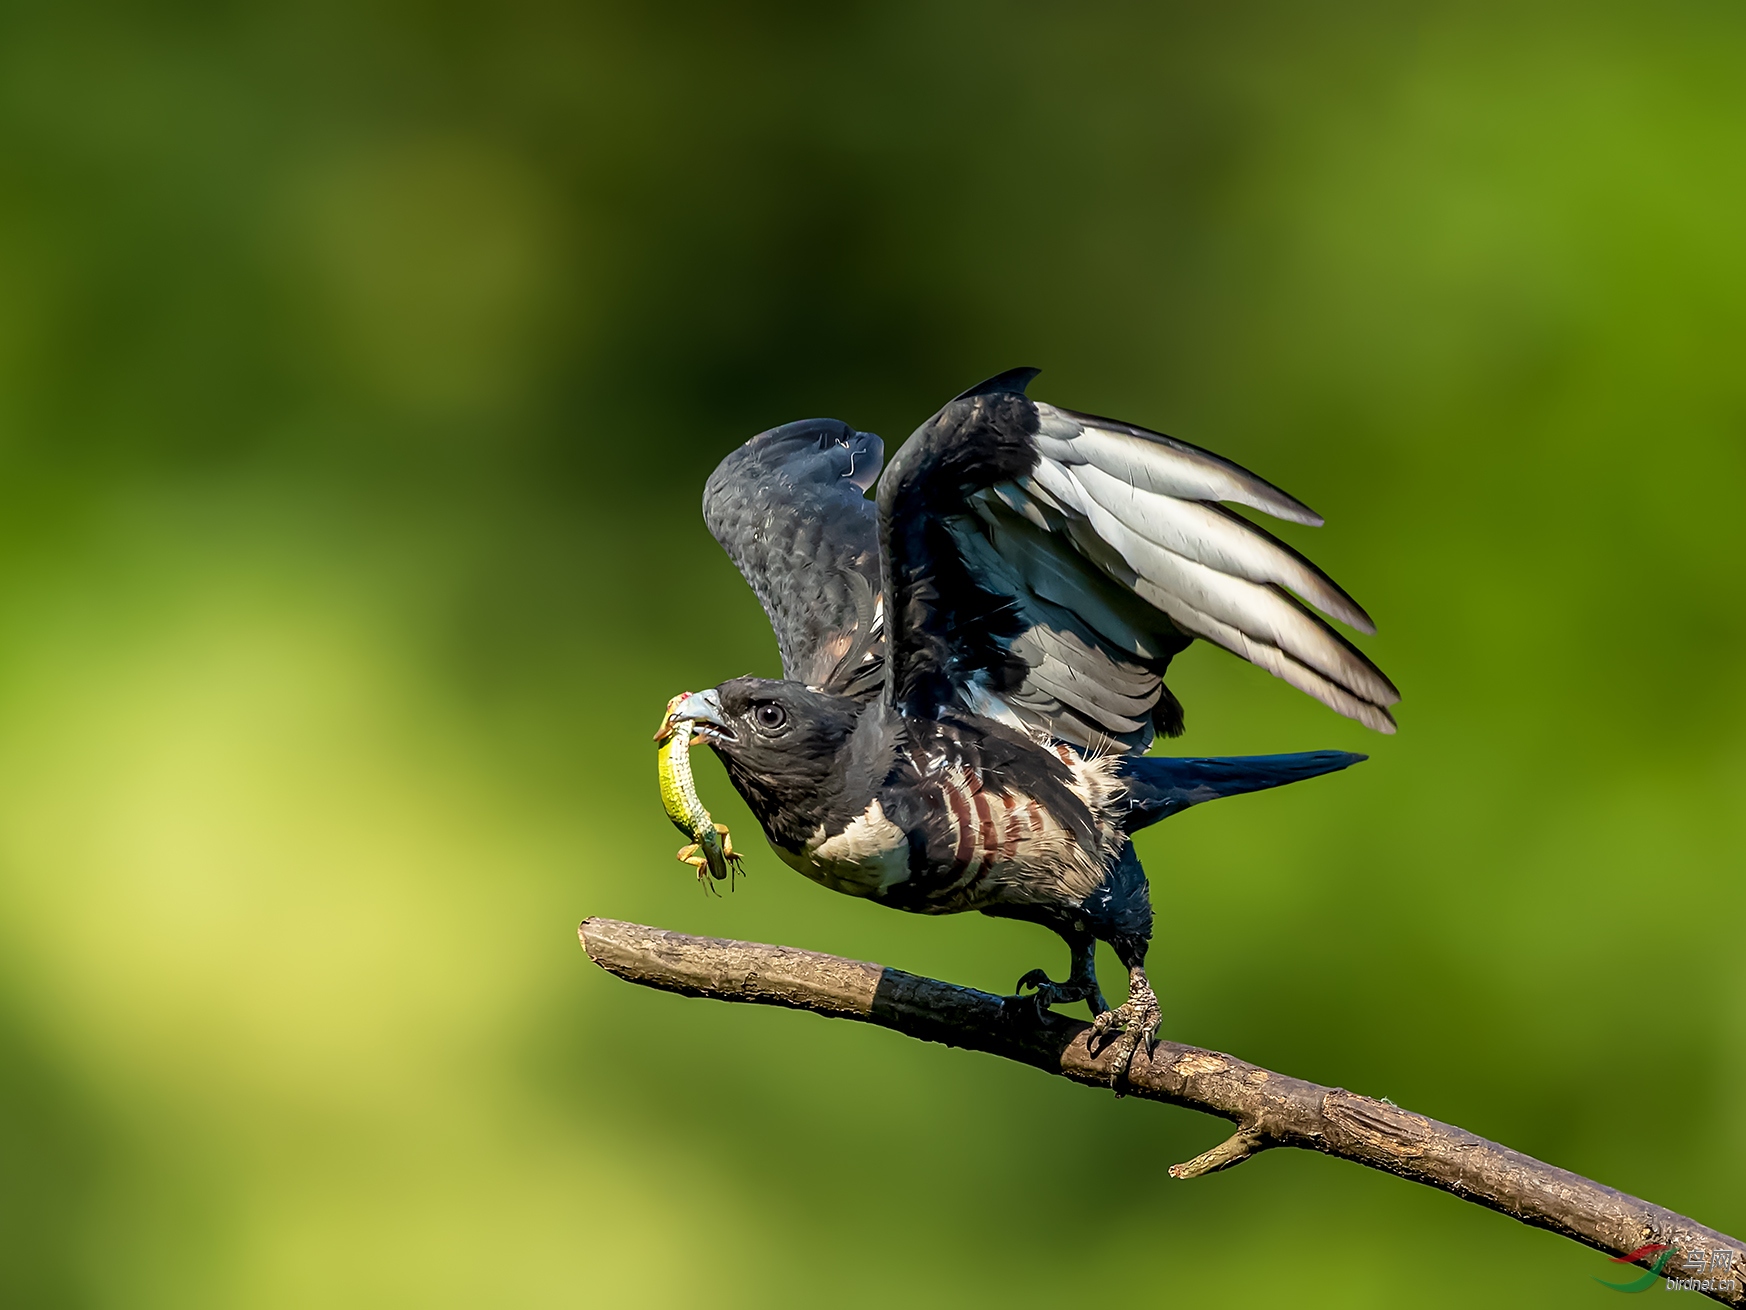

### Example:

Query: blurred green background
xmin=0 ymin=1 xmax=1741 ymax=1305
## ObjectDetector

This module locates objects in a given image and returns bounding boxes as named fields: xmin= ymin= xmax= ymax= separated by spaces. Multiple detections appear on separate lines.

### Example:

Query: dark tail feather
xmin=1117 ymin=751 xmax=1366 ymax=834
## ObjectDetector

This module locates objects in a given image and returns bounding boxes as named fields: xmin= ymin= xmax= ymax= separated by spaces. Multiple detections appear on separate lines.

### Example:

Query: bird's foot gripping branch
xmin=579 ymin=917 xmax=1746 ymax=1308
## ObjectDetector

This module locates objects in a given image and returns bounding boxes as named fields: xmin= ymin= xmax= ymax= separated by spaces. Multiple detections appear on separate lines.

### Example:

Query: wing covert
xmin=703 ymin=418 xmax=886 ymax=697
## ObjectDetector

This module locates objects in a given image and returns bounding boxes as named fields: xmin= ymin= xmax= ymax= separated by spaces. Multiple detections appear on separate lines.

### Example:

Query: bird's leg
xmin=1089 ymin=964 xmax=1161 ymax=1089
xmin=1013 ymin=934 xmax=1106 ymax=1019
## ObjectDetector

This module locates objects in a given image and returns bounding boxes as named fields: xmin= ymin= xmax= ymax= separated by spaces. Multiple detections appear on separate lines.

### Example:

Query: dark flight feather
xmin=703 ymin=418 xmax=887 ymax=697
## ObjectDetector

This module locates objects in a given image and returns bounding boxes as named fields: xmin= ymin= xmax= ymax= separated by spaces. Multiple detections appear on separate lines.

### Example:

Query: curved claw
xmin=1012 ymin=967 xmax=1111 ymax=1025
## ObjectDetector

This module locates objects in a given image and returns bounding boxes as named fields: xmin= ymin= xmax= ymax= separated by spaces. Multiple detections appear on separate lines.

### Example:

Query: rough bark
xmin=580 ymin=916 xmax=1744 ymax=1305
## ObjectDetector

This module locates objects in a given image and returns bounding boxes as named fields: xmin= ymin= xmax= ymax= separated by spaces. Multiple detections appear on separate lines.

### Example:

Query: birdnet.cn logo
xmin=1593 ymin=1243 xmax=1738 ymax=1294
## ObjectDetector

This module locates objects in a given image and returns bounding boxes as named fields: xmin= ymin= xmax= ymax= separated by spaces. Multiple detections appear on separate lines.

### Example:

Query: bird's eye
xmin=752 ymin=703 xmax=787 ymax=732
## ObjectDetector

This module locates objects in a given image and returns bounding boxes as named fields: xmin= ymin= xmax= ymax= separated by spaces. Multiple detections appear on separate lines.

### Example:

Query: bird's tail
xmin=1115 ymin=751 xmax=1365 ymax=835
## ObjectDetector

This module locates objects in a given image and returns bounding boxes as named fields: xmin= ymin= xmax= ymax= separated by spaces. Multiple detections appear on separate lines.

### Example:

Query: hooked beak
xmin=653 ymin=689 xmax=734 ymax=744
xmin=674 ymin=688 xmax=734 ymax=744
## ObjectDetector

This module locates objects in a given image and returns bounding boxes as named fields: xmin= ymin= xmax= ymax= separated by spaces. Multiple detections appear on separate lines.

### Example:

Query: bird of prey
xmin=668 ymin=368 xmax=1396 ymax=1079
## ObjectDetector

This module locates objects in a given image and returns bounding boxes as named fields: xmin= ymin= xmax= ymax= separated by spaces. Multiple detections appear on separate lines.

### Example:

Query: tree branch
xmin=580 ymin=916 xmax=1744 ymax=1305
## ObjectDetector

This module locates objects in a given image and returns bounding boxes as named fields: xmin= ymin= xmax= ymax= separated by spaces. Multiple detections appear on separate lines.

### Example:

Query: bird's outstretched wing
xmin=704 ymin=418 xmax=887 ymax=697
xmin=876 ymin=369 xmax=1398 ymax=750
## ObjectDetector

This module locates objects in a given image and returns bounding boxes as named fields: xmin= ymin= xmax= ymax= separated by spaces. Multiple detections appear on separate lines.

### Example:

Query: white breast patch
xmin=780 ymin=799 xmax=911 ymax=898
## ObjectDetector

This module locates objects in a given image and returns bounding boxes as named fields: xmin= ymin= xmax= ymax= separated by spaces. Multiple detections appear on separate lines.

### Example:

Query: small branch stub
xmin=1170 ymin=1127 xmax=1267 ymax=1180
xmin=579 ymin=917 xmax=1746 ymax=1307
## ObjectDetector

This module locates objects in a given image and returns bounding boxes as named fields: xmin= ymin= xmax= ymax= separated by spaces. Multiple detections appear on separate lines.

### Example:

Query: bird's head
xmin=670 ymin=676 xmax=866 ymax=842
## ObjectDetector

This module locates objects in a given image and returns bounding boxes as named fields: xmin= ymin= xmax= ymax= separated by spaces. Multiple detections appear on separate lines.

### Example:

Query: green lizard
xmin=654 ymin=693 xmax=743 ymax=889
